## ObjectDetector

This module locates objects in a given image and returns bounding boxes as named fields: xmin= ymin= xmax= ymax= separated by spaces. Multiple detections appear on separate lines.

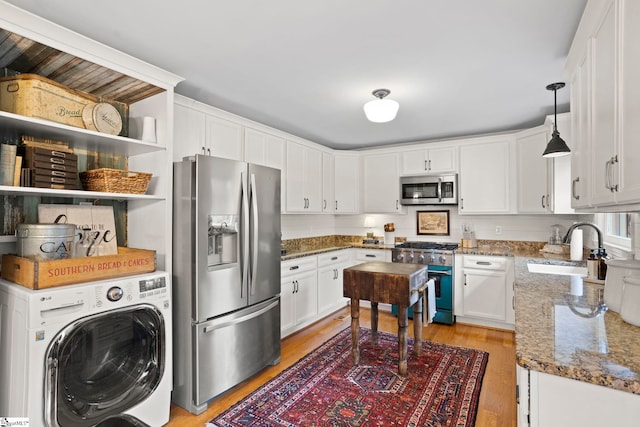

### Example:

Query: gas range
xmin=392 ymin=241 xmax=458 ymax=266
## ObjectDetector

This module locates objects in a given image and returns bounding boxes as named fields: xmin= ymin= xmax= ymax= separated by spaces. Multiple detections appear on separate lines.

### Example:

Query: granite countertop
xmin=281 ymin=243 xmax=393 ymax=261
xmin=514 ymin=256 xmax=640 ymax=395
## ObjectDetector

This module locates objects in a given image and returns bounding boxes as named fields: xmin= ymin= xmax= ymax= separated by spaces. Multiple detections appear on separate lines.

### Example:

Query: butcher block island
xmin=343 ymin=261 xmax=430 ymax=375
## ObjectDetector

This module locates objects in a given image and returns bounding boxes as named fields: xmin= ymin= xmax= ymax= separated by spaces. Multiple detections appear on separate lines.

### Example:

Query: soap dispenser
xmin=597 ymin=249 xmax=608 ymax=280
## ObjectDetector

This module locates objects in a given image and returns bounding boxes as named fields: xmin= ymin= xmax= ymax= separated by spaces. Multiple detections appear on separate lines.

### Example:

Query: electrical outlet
xmin=495 ymin=226 xmax=503 ymax=235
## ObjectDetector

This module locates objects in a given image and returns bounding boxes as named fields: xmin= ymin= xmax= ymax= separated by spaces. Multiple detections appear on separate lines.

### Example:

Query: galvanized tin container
xmin=16 ymin=223 xmax=77 ymax=261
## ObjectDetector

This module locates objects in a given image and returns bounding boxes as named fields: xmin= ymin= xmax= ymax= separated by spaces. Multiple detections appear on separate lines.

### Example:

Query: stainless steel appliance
xmin=399 ymin=174 xmax=458 ymax=205
xmin=172 ymin=155 xmax=281 ymax=415
xmin=391 ymin=241 xmax=458 ymax=324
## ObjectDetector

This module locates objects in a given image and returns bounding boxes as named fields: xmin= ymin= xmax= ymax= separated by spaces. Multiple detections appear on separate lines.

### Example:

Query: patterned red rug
xmin=209 ymin=327 xmax=489 ymax=427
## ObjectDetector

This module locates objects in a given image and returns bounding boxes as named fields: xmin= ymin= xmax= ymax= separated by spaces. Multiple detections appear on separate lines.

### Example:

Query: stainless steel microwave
xmin=400 ymin=174 xmax=458 ymax=205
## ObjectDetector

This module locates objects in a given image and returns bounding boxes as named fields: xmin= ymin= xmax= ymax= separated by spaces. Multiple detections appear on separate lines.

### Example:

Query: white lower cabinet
xmin=353 ymin=248 xmax=392 ymax=263
xmin=317 ymin=250 xmax=352 ymax=317
xmin=516 ymin=364 xmax=640 ymax=427
xmin=281 ymin=257 xmax=318 ymax=337
xmin=281 ymin=248 xmax=394 ymax=338
xmin=458 ymin=255 xmax=515 ymax=330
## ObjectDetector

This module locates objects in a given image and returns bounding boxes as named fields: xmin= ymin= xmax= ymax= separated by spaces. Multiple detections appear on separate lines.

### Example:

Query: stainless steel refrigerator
xmin=172 ymin=155 xmax=281 ymax=415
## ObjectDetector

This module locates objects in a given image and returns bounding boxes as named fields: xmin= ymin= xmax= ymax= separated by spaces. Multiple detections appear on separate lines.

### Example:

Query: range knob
xmin=408 ymin=251 xmax=415 ymax=261
xmin=396 ymin=253 xmax=404 ymax=261
xmin=439 ymin=255 xmax=447 ymax=264
xmin=429 ymin=254 xmax=436 ymax=264
xmin=418 ymin=253 xmax=425 ymax=263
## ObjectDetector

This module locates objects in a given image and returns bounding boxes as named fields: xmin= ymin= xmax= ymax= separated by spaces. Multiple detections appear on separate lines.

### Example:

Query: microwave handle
xmin=437 ymin=177 xmax=442 ymax=202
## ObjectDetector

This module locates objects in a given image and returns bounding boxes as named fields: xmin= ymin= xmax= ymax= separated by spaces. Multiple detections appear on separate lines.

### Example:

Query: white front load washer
xmin=0 ymin=271 xmax=172 ymax=427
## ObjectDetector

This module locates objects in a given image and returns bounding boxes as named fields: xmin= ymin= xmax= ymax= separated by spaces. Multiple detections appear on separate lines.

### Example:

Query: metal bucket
xmin=16 ymin=223 xmax=77 ymax=261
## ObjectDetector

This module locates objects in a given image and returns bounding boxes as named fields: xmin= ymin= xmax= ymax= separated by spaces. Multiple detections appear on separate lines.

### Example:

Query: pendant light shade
xmin=542 ymin=82 xmax=571 ymax=157
xmin=364 ymin=89 xmax=399 ymax=123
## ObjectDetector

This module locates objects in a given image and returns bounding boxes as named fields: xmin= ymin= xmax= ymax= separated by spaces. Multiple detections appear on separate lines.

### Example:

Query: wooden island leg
xmin=397 ymin=304 xmax=409 ymax=376
xmin=370 ymin=301 xmax=379 ymax=345
xmin=350 ymin=298 xmax=360 ymax=365
xmin=413 ymin=296 xmax=423 ymax=356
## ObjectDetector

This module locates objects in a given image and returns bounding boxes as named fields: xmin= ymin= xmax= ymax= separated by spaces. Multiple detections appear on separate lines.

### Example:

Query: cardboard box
xmin=0 ymin=247 xmax=156 ymax=289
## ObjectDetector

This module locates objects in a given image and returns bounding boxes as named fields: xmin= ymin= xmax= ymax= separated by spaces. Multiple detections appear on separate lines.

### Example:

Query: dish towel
xmin=424 ymin=278 xmax=437 ymax=323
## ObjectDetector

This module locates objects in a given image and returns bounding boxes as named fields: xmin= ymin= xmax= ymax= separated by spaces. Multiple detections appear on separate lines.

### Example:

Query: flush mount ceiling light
xmin=542 ymin=82 xmax=571 ymax=158
xmin=363 ymin=88 xmax=399 ymax=123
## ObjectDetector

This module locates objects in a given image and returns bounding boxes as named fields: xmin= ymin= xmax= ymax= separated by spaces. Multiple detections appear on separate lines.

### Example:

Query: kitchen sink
xmin=526 ymin=261 xmax=588 ymax=276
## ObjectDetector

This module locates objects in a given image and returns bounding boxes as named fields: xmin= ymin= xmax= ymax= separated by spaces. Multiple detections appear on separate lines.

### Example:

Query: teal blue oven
xmin=391 ymin=265 xmax=454 ymax=325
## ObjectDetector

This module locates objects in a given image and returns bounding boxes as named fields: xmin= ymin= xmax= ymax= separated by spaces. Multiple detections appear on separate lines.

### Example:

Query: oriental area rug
xmin=209 ymin=327 xmax=489 ymax=427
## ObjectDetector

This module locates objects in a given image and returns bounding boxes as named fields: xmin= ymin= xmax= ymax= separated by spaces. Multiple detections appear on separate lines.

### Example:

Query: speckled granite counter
xmin=514 ymin=256 xmax=640 ymax=395
xmin=281 ymin=243 xmax=392 ymax=261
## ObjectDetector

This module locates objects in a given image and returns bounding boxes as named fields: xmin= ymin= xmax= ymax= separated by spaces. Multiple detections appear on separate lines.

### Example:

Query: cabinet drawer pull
xmin=476 ymin=261 xmax=492 ymax=265
xmin=331 ymin=256 xmax=338 ymax=260
xmin=289 ymin=265 xmax=299 ymax=270
xmin=365 ymin=254 xmax=376 ymax=258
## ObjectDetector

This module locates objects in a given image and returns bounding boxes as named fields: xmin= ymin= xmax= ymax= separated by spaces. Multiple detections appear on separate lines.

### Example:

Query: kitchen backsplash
xmin=282 ymin=210 xmax=596 ymax=247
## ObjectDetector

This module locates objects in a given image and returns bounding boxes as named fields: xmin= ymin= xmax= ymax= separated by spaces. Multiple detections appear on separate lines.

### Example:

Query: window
xmin=597 ymin=213 xmax=632 ymax=252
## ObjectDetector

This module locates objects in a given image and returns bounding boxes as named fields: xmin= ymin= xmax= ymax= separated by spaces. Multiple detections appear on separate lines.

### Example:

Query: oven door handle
xmin=426 ymin=270 xmax=451 ymax=275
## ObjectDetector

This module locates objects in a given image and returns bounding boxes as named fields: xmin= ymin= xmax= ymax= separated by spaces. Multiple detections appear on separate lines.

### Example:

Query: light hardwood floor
xmin=167 ymin=307 xmax=517 ymax=426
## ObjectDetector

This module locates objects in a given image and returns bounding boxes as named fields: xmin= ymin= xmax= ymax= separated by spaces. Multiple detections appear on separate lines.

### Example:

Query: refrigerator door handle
xmin=202 ymin=299 xmax=279 ymax=333
xmin=241 ymin=171 xmax=250 ymax=299
xmin=249 ymin=173 xmax=259 ymax=296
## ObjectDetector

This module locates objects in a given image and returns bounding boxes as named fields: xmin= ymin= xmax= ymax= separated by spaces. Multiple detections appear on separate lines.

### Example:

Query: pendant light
xmin=364 ymin=89 xmax=399 ymax=123
xmin=542 ymin=82 xmax=571 ymax=157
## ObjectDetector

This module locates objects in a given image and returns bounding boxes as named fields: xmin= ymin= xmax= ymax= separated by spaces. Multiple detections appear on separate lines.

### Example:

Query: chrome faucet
xmin=563 ymin=222 xmax=603 ymax=249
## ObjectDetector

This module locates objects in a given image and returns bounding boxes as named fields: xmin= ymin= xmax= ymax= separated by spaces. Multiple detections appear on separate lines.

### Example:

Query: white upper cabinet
xmin=174 ymin=95 xmax=243 ymax=162
xmin=615 ymin=0 xmax=640 ymax=204
xmin=285 ymin=141 xmax=323 ymax=212
xmin=174 ymin=97 xmax=205 ymax=162
xmin=205 ymin=115 xmax=243 ymax=161
xmin=334 ymin=154 xmax=360 ymax=213
xmin=516 ymin=126 xmax=552 ymax=213
xmin=401 ymin=145 xmax=458 ymax=175
xmin=322 ymin=152 xmax=335 ymax=213
xmin=363 ymin=152 xmax=404 ymax=213
xmin=564 ymin=0 xmax=640 ymax=209
xmin=548 ymin=114 xmax=574 ymax=214
xmin=458 ymin=136 xmax=515 ymax=214
xmin=589 ymin=0 xmax=617 ymax=206
xmin=244 ymin=127 xmax=285 ymax=169
xmin=515 ymin=114 xmax=574 ymax=215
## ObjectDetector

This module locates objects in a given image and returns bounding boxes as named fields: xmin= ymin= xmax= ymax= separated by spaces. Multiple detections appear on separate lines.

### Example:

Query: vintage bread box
xmin=0 ymin=73 xmax=128 ymax=136
xmin=0 ymin=247 xmax=156 ymax=289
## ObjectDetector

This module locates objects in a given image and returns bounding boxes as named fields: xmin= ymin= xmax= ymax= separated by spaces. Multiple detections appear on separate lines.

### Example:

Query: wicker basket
xmin=80 ymin=168 xmax=152 ymax=194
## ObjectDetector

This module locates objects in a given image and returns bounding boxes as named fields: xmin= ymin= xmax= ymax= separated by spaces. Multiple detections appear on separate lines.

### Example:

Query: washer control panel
xmin=139 ymin=275 xmax=167 ymax=298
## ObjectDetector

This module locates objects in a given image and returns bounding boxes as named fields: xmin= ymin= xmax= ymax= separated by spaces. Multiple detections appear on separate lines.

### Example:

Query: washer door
xmin=45 ymin=304 xmax=165 ymax=427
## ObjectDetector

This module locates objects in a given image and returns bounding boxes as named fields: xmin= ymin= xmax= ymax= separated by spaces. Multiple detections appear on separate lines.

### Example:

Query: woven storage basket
xmin=80 ymin=168 xmax=151 ymax=194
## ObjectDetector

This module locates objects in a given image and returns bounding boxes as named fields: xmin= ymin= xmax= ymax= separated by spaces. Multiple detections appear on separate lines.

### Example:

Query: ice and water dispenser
xmin=208 ymin=215 xmax=238 ymax=267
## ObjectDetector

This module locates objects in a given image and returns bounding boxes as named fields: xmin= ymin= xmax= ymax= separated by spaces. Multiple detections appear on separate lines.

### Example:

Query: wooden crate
xmin=0 ymin=74 xmax=129 ymax=136
xmin=0 ymin=247 xmax=156 ymax=289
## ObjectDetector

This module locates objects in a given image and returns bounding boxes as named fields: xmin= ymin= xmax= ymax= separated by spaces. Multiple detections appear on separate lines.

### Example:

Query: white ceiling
xmin=6 ymin=0 xmax=587 ymax=150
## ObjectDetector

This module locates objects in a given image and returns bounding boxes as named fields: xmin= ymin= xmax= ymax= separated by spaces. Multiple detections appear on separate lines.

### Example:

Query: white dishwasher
xmin=462 ymin=255 xmax=510 ymax=323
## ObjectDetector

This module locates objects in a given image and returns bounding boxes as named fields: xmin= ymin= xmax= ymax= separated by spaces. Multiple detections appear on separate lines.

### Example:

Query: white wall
xmin=283 ymin=209 xmax=599 ymax=247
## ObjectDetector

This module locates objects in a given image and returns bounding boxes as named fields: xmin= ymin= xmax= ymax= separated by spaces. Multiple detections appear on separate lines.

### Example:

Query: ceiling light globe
xmin=364 ymin=98 xmax=399 ymax=123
